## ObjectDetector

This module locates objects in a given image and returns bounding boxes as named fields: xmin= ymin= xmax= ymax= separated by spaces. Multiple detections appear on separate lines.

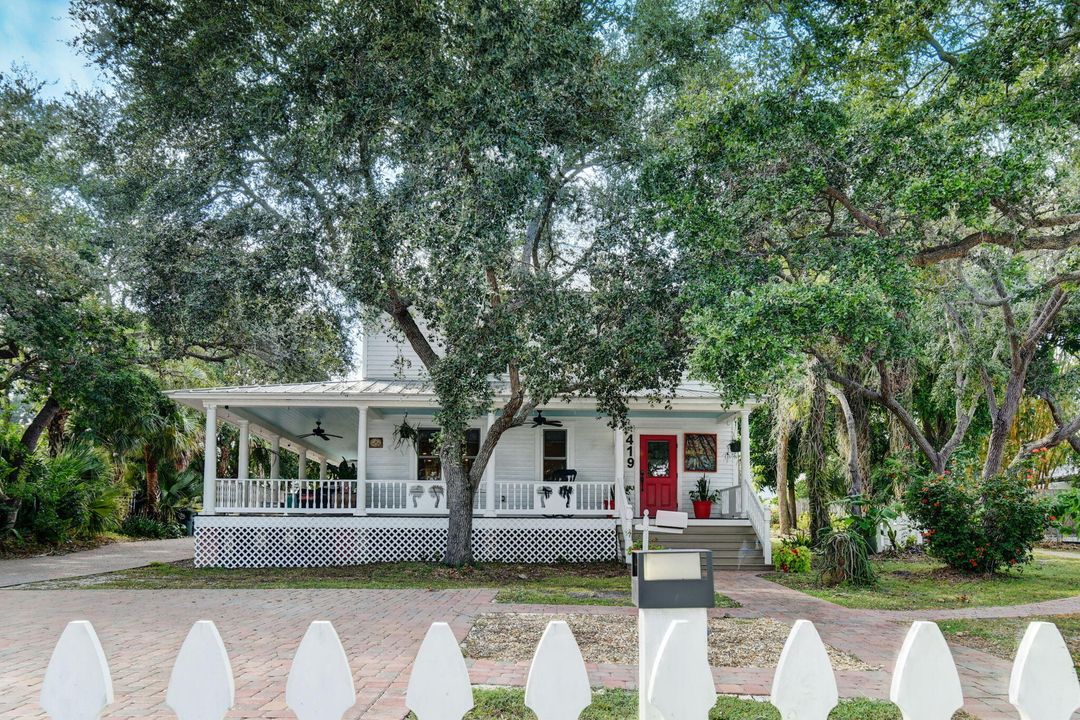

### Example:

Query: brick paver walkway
xmin=0 ymin=571 xmax=1077 ymax=719
xmin=0 ymin=538 xmax=194 ymax=587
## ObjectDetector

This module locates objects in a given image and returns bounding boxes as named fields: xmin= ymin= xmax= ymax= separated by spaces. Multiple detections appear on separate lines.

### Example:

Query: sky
xmin=0 ymin=0 xmax=103 ymax=97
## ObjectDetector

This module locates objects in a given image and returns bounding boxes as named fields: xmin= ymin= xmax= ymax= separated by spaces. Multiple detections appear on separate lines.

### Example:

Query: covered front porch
xmin=168 ymin=380 xmax=771 ymax=566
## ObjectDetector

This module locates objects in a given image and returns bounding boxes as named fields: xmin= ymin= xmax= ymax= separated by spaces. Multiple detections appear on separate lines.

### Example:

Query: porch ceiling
xmin=231 ymin=405 xmax=359 ymax=461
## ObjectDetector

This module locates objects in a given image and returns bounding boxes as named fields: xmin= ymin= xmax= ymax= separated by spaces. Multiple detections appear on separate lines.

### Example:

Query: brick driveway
xmin=1 ymin=575 xmax=1077 ymax=719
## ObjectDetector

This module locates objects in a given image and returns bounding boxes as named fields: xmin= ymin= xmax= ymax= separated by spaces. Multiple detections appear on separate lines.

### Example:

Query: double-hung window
xmin=417 ymin=427 xmax=482 ymax=480
xmin=542 ymin=429 xmax=568 ymax=480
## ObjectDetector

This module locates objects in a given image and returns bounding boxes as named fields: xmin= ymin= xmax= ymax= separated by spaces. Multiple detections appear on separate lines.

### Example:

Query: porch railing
xmin=214 ymin=478 xmax=359 ymax=514
xmin=366 ymin=480 xmax=616 ymax=515
xmin=213 ymin=478 xmax=616 ymax=516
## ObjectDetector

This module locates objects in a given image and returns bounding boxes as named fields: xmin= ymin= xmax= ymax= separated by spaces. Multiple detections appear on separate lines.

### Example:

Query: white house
xmin=168 ymin=321 xmax=770 ymax=568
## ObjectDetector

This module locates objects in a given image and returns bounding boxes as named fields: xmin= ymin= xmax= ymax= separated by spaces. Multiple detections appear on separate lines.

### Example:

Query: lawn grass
xmin=407 ymin=688 xmax=926 ymax=720
xmin=764 ymin=551 xmax=1080 ymax=610
xmin=939 ymin=614 xmax=1080 ymax=670
xmin=22 ymin=559 xmax=738 ymax=607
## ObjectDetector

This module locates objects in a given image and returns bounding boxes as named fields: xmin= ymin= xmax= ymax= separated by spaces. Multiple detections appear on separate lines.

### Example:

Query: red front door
xmin=640 ymin=435 xmax=677 ymax=514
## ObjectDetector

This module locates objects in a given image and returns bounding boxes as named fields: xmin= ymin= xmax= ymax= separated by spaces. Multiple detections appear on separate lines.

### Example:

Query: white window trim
xmin=535 ymin=422 xmax=575 ymax=482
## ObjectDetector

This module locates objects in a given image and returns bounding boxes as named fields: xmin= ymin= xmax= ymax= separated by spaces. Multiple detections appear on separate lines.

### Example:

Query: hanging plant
xmin=393 ymin=413 xmax=419 ymax=451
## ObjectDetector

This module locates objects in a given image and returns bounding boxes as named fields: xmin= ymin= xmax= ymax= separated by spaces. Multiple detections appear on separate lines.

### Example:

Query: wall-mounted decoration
xmin=368 ymin=437 xmax=384 ymax=449
xmin=683 ymin=433 xmax=718 ymax=472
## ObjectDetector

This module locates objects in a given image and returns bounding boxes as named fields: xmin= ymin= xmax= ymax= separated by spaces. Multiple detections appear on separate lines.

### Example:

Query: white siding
xmin=493 ymin=426 xmax=535 ymax=482
xmin=570 ymin=421 xmax=616 ymax=481
xmin=362 ymin=318 xmax=430 ymax=381
xmin=365 ymin=415 xmax=412 ymax=479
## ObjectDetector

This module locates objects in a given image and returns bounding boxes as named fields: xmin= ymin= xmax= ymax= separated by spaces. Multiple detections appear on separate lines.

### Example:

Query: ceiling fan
xmin=298 ymin=421 xmax=343 ymax=441
xmin=530 ymin=410 xmax=563 ymax=428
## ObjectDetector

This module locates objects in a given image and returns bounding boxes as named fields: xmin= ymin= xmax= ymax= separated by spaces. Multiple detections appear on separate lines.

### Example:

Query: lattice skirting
xmin=194 ymin=516 xmax=619 ymax=567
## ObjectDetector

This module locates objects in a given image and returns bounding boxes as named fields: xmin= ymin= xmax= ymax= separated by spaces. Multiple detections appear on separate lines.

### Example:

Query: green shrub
xmin=817 ymin=528 xmax=875 ymax=586
xmin=772 ymin=543 xmax=811 ymax=573
xmin=1047 ymin=487 xmax=1080 ymax=537
xmin=904 ymin=472 xmax=1048 ymax=573
xmin=21 ymin=444 xmax=127 ymax=542
xmin=121 ymin=514 xmax=184 ymax=539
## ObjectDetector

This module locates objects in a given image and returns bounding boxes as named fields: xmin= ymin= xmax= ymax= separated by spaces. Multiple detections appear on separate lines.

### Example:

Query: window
xmin=542 ymin=429 xmax=568 ymax=480
xmin=416 ymin=427 xmax=482 ymax=480
xmin=417 ymin=427 xmax=441 ymax=481
xmin=463 ymin=428 xmax=481 ymax=474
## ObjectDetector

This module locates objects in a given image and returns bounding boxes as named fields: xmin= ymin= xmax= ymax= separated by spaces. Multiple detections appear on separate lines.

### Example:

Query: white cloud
xmin=0 ymin=0 xmax=103 ymax=97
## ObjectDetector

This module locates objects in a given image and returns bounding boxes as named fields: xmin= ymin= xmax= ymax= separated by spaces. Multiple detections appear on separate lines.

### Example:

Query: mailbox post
xmin=633 ymin=549 xmax=715 ymax=720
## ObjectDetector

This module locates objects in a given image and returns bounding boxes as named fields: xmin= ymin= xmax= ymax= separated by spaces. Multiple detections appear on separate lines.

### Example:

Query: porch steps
xmin=633 ymin=524 xmax=771 ymax=571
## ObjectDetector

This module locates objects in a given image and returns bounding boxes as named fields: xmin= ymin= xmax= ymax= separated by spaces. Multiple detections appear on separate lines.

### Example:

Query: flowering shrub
xmin=772 ymin=544 xmax=811 ymax=573
xmin=1046 ymin=487 xmax=1080 ymax=537
xmin=904 ymin=472 xmax=1048 ymax=573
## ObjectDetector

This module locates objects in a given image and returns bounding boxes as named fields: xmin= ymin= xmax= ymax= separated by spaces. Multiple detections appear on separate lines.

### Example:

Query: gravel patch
xmin=463 ymin=612 xmax=875 ymax=670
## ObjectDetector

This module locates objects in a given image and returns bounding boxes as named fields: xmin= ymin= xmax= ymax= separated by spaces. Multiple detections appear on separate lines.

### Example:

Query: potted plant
xmin=689 ymin=476 xmax=719 ymax=519
xmin=728 ymin=439 xmax=741 ymax=453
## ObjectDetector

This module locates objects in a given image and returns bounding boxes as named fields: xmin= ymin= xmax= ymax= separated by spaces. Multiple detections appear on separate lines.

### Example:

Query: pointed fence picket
xmin=34 ymin=616 xmax=1080 ymax=720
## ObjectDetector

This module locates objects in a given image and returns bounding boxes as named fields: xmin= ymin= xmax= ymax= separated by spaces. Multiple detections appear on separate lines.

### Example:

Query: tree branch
xmin=822 ymin=186 xmax=889 ymax=237
xmin=913 ymin=227 xmax=1080 ymax=266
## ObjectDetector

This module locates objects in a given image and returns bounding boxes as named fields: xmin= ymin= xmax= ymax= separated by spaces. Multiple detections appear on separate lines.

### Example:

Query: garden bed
xmin=462 ymin=612 xmax=873 ymax=669
xmin=765 ymin=551 xmax=1080 ymax=610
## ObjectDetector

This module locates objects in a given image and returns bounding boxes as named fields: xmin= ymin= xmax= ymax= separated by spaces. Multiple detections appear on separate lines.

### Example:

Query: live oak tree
xmin=76 ymin=0 xmax=689 ymax=564
xmin=649 ymin=0 xmax=1079 ymax=479
xmin=0 ymin=74 xmax=148 ymax=524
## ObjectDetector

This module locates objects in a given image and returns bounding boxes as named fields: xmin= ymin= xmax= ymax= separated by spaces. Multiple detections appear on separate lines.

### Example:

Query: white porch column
xmin=270 ymin=435 xmax=280 ymax=478
xmin=201 ymin=403 xmax=217 ymax=514
xmin=237 ymin=419 xmax=250 ymax=481
xmin=740 ymin=409 xmax=752 ymax=488
xmin=298 ymin=448 xmax=308 ymax=480
xmin=484 ymin=412 xmax=496 ymax=517
xmin=319 ymin=456 xmax=327 ymax=480
xmin=354 ymin=404 xmax=368 ymax=516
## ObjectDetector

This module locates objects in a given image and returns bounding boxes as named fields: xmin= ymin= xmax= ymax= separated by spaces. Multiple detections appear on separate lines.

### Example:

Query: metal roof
xmin=166 ymin=378 xmax=734 ymax=402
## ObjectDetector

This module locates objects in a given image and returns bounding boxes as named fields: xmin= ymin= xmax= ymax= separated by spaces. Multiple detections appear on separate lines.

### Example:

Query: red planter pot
xmin=692 ymin=500 xmax=713 ymax=519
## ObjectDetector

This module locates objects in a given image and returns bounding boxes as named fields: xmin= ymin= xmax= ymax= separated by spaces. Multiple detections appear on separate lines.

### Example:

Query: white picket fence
xmin=38 ymin=617 xmax=1080 ymax=720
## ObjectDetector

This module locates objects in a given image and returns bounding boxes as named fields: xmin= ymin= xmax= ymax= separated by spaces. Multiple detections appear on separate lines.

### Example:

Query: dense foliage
xmin=1 ymin=1 xmax=1077 ymax=561
xmin=905 ymin=473 xmax=1049 ymax=573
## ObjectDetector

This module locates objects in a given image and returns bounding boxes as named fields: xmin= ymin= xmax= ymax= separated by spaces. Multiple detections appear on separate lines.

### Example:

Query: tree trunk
xmin=785 ymin=475 xmax=797 ymax=529
xmin=441 ymin=437 xmax=474 ymax=565
xmin=1 ymin=396 xmax=61 ymax=531
xmin=983 ymin=372 xmax=1026 ymax=479
xmin=828 ymin=384 xmax=866 ymax=505
xmin=801 ymin=376 xmax=831 ymax=545
xmin=47 ymin=408 xmax=68 ymax=456
xmin=18 ymin=396 xmax=60 ymax=466
xmin=776 ymin=415 xmax=792 ymax=535
xmin=144 ymin=447 xmax=160 ymax=517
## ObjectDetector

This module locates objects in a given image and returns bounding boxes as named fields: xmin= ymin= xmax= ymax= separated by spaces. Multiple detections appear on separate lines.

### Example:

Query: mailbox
xmin=631 ymin=549 xmax=714 ymax=609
